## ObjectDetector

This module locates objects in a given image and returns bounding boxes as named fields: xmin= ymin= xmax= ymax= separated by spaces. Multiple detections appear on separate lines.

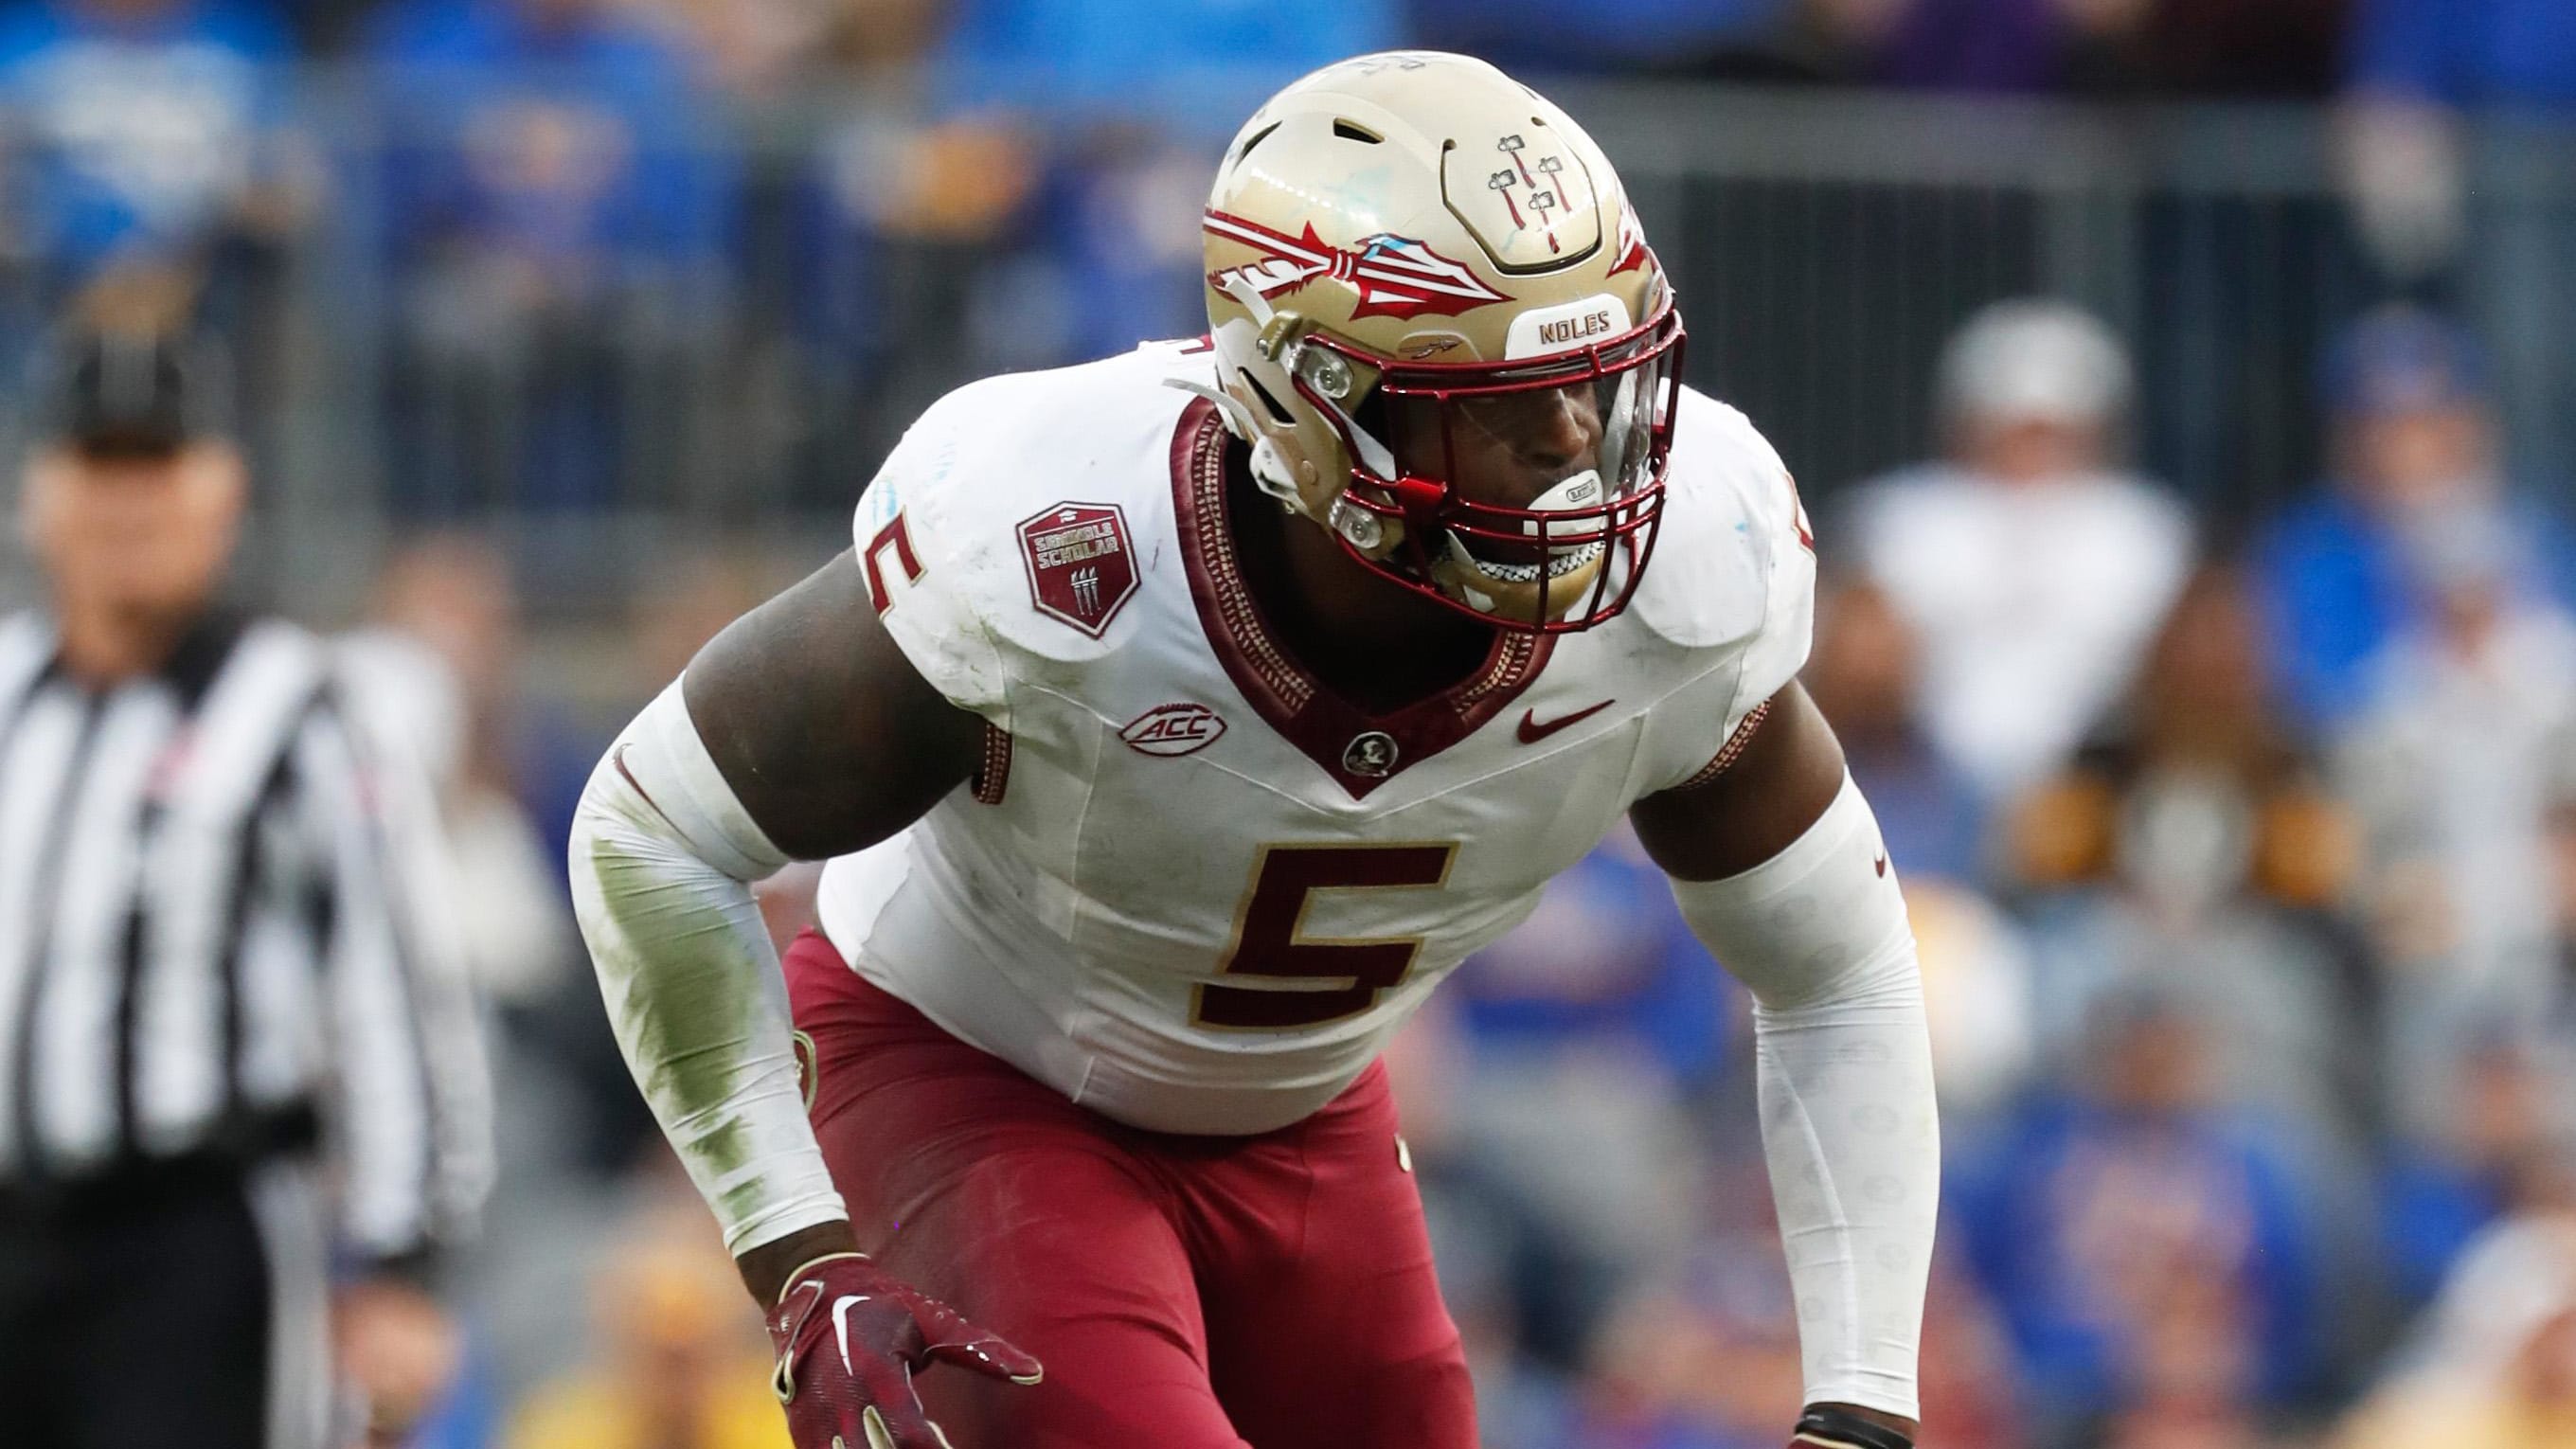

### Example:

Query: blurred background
xmin=8 ymin=0 xmax=2576 ymax=1446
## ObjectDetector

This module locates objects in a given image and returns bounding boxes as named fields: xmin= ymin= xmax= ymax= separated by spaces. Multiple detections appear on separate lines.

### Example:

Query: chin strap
xmin=1793 ymin=1408 xmax=1915 ymax=1449
xmin=1163 ymin=376 xmax=1260 ymax=438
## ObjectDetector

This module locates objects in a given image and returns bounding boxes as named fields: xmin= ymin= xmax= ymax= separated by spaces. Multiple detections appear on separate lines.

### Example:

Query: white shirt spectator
xmin=2338 ymin=590 xmax=2576 ymax=1113
xmin=1845 ymin=462 xmax=2192 ymax=798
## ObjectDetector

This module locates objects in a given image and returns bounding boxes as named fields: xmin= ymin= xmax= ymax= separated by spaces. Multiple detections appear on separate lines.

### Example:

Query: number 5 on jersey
xmin=1193 ymin=843 xmax=1459 ymax=1030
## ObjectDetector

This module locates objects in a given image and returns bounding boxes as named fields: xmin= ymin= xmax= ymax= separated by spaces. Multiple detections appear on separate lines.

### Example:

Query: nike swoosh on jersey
xmin=1516 ymin=700 xmax=1615 ymax=744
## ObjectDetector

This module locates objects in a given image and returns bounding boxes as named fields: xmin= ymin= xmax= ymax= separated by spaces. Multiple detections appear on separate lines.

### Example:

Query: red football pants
xmin=783 ymin=931 xmax=1476 ymax=1448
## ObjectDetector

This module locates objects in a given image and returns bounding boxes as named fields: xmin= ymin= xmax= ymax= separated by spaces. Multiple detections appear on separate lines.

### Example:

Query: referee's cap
xmin=38 ymin=321 xmax=233 ymax=457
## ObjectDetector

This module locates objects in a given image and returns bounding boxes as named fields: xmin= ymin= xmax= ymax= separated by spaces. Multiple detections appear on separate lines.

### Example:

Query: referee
xmin=0 ymin=319 xmax=491 ymax=1447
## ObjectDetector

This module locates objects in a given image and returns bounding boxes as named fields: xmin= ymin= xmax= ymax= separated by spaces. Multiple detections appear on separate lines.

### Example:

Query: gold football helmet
xmin=1193 ymin=50 xmax=1684 ymax=633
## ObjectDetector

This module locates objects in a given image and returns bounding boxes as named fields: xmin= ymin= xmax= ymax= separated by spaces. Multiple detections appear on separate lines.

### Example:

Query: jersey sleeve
xmin=1637 ymin=400 xmax=1818 ymax=795
xmin=850 ymin=355 xmax=1184 ymax=729
xmin=852 ymin=387 xmax=1018 ymax=725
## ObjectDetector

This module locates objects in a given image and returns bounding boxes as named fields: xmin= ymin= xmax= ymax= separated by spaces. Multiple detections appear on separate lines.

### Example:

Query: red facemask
xmin=1296 ymin=303 xmax=1687 ymax=634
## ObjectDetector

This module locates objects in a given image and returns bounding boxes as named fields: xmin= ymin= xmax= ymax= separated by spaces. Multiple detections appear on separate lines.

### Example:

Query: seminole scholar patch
xmin=1018 ymin=502 xmax=1139 ymax=636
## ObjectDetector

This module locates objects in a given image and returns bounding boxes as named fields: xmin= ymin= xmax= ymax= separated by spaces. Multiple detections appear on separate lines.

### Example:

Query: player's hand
xmin=765 ymin=1251 xmax=1043 ymax=1449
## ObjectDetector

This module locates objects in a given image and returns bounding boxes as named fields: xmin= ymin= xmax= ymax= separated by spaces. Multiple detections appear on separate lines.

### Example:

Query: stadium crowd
xmin=10 ymin=2 xmax=2576 ymax=1448
xmin=0 ymin=0 xmax=2561 ymax=510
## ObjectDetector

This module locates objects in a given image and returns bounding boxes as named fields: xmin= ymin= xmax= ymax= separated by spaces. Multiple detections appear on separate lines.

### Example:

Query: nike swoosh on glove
xmin=765 ymin=1252 xmax=1043 ymax=1449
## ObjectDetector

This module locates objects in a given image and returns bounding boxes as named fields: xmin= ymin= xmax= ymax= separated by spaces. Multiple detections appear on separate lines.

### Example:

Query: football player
xmin=572 ymin=51 xmax=1936 ymax=1449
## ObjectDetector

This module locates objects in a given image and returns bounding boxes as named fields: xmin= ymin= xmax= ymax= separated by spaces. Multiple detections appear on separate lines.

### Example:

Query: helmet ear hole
xmin=1234 ymin=121 xmax=1283 ymax=166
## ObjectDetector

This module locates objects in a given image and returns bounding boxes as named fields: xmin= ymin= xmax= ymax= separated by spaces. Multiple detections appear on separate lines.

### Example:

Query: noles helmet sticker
xmin=1018 ymin=502 xmax=1139 ymax=636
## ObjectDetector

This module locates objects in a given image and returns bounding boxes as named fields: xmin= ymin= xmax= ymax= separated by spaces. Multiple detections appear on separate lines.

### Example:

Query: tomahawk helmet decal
xmin=1204 ymin=212 xmax=1511 ymax=321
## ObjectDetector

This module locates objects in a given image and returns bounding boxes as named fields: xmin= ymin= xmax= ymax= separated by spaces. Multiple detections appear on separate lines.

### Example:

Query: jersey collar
xmin=1168 ymin=398 xmax=1550 ymax=799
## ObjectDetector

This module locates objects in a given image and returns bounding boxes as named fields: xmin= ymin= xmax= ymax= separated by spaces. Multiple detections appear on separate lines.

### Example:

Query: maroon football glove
xmin=765 ymin=1252 xmax=1043 ymax=1449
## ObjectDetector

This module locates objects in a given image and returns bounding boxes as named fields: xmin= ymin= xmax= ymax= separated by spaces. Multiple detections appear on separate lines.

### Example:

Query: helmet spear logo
xmin=1205 ymin=210 xmax=1508 ymax=321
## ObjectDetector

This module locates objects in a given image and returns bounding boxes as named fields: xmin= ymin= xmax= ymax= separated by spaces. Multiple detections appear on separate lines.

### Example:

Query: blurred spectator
xmin=2005 ymin=566 xmax=2370 ymax=1147
xmin=820 ymin=0 xmax=946 ymax=74
xmin=936 ymin=0 xmax=1399 ymax=135
xmin=0 ymin=0 xmax=304 ymax=289
xmin=272 ymin=0 xmax=376 ymax=52
xmin=635 ymin=0 xmax=857 ymax=97
xmin=340 ymin=1276 xmax=473 ymax=1447
xmin=2255 ymin=306 xmax=2576 ymax=728
xmin=369 ymin=532 xmax=595 ymax=876
xmin=1915 ymin=1253 xmax=2035 ymax=1449
xmin=336 ymin=621 xmax=574 ymax=1011
xmin=2330 ymin=483 xmax=2576 ymax=1104
xmin=2376 ymin=1036 xmax=2573 ymax=1315
xmin=1573 ymin=1249 xmax=1806 ymax=1448
xmin=1760 ymin=0 xmax=1893 ymax=81
xmin=2090 ymin=1250 xmax=2273 ymax=1449
xmin=364 ymin=0 xmax=735 ymax=511
xmin=1851 ymin=0 xmax=2153 ymax=94
xmin=1949 ymin=991 xmax=2330 ymax=1442
xmin=1842 ymin=298 xmax=2194 ymax=800
xmin=364 ymin=532 xmax=663 ymax=1192
xmin=1386 ymin=998 xmax=1616 ymax=1386
xmin=2336 ymin=1201 xmax=2576 ymax=1449
xmin=502 ymin=1215 xmax=787 ymax=1449
xmin=1404 ymin=836 xmax=1728 ymax=1370
xmin=1406 ymin=0 xmax=1788 ymax=80
xmin=1803 ymin=575 xmax=2038 ymax=1117
xmin=2347 ymin=0 xmax=2576 ymax=109
xmin=1451 ymin=828 xmax=1733 ymax=1089
xmin=2291 ymin=313 xmax=2576 ymax=1103
xmin=783 ymin=0 xmax=1397 ymax=474
xmin=785 ymin=110 xmax=1044 ymax=489
xmin=1776 ymin=0 xmax=2347 ymax=97
xmin=2106 ymin=0 xmax=2350 ymax=98
xmin=1565 ymin=1192 xmax=2026 ymax=1448
xmin=925 ymin=1 xmax=1401 ymax=360
xmin=1804 ymin=575 xmax=1987 ymax=880
xmin=1905 ymin=878 xmax=2039 ymax=1122
xmin=2342 ymin=3 xmax=2576 ymax=486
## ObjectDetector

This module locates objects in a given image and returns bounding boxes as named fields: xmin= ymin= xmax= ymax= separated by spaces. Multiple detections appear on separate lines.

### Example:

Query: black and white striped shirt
xmin=0 ymin=610 xmax=488 ymax=1260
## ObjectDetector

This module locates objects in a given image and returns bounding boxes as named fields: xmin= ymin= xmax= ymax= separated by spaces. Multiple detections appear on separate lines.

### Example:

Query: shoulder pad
xmin=1627 ymin=387 xmax=1813 ymax=653
xmin=855 ymin=347 xmax=1209 ymax=716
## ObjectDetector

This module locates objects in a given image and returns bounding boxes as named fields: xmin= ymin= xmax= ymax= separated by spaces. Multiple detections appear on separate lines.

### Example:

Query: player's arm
xmin=568 ymin=551 xmax=1040 ymax=1449
xmin=1631 ymin=683 xmax=1937 ymax=1449
xmin=574 ymin=551 xmax=974 ymax=1273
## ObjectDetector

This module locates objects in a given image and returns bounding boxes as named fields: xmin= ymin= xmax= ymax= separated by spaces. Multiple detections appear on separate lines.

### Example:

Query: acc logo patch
xmin=1018 ymin=502 xmax=1138 ymax=636
xmin=1121 ymin=703 xmax=1226 ymax=758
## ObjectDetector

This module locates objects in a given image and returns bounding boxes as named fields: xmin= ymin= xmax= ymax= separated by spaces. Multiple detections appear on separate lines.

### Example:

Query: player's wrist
xmin=736 ymin=1219 xmax=862 ymax=1306
xmin=1793 ymin=1404 xmax=1917 ymax=1449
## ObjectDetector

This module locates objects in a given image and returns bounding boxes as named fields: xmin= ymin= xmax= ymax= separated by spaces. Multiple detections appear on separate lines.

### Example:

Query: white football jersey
xmin=814 ymin=339 xmax=1814 ymax=1136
